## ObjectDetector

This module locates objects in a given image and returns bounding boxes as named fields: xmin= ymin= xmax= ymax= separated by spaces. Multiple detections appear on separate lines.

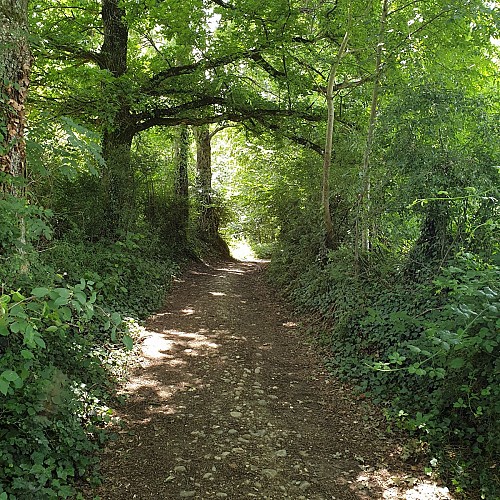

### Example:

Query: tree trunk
xmin=357 ymin=0 xmax=388 ymax=257
xmin=322 ymin=32 xmax=349 ymax=249
xmin=194 ymin=125 xmax=230 ymax=257
xmin=101 ymin=126 xmax=135 ymax=234
xmin=195 ymin=125 xmax=215 ymax=239
xmin=99 ymin=0 xmax=134 ymax=236
xmin=0 ymin=0 xmax=31 ymax=196
xmin=174 ymin=125 xmax=190 ymax=245
xmin=0 ymin=0 xmax=31 ymax=261
xmin=101 ymin=0 xmax=128 ymax=77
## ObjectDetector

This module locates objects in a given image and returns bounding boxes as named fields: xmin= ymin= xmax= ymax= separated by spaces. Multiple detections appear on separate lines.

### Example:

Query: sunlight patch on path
xmin=354 ymin=467 xmax=454 ymax=499
xmin=141 ymin=333 xmax=175 ymax=359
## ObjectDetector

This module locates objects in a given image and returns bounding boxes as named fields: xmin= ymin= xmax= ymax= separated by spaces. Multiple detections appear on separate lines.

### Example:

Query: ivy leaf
xmin=122 ymin=334 xmax=133 ymax=350
xmin=449 ymin=357 xmax=465 ymax=369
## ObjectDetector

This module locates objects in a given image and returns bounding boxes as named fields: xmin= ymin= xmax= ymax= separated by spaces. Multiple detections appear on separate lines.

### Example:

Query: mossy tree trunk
xmin=194 ymin=125 xmax=230 ymax=257
xmin=0 ymin=0 xmax=31 ymax=262
xmin=0 ymin=0 xmax=31 ymax=196
xmin=99 ymin=0 xmax=136 ymax=236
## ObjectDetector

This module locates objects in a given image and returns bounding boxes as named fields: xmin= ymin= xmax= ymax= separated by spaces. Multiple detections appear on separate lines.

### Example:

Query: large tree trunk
xmin=101 ymin=126 xmax=135 ymax=234
xmin=0 ymin=0 xmax=31 ymax=262
xmin=0 ymin=0 xmax=31 ymax=196
xmin=99 ymin=0 xmax=135 ymax=236
xmin=194 ymin=125 xmax=230 ymax=257
xmin=195 ymin=125 xmax=215 ymax=239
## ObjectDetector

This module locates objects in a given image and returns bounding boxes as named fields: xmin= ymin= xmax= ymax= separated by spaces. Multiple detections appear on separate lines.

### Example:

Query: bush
xmin=270 ymin=241 xmax=499 ymax=498
xmin=41 ymin=231 xmax=179 ymax=318
xmin=0 ymin=220 xmax=179 ymax=497
xmin=0 ymin=282 xmax=130 ymax=498
xmin=369 ymin=254 xmax=499 ymax=498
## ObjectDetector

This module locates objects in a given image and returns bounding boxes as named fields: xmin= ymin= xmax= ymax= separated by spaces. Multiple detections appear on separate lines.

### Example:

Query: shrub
xmin=0 ymin=282 xmax=130 ymax=498
xmin=270 ymin=241 xmax=499 ymax=497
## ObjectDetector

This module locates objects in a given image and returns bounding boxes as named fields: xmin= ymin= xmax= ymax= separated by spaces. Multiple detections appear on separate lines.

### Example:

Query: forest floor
xmin=91 ymin=260 xmax=454 ymax=500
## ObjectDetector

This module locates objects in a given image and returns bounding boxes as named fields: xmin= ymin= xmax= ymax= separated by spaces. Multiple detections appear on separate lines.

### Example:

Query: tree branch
xmin=262 ymin=122 xmax=323 ymax=154
xmin=145 ymin=49 xmax=260 ymax=91
xmin=42 ymin=37 xmax=104 ymax=68
xmin=211 ymin=0 xmax=236 ymax=9
xmin=134 ymin=107 xmax=321 ymax=134
xmin=250 ymin=51 xmax=286 ymax=77
xmin=133 ymin=96 xmax=227 ymax=123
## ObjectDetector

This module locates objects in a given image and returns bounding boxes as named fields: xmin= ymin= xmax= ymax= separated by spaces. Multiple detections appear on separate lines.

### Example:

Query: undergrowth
xmin=0 ymin=210 xmax=179 ymax=498
xmin=269 ymin=244 xmax=499 ymax=499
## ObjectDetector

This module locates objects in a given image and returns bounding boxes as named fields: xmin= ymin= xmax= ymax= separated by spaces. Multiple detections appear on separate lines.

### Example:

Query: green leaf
xmin=11 ymin=319 xmax=28 ymax=333
xmin=449 ymin=357 xmax=465 ymax=369
xmin=21 ymin=349 xmax=34 ymax=359
xmin=0 ymin=319 xmax=9 ymax=336
xmin=10 ymin=304 xmax=27 ymax=318
xmin=54 ymin=296 xmax=69 ymax=306
xmin=12 ymin=291 xmax=26 ymax=302
xmin=0 ymin=294 xmax=11 ymax=305
xmin=111 ymin=312 xmax=121 ymax=325
xmin=74 ymin=291 xmax=87 ymax=304
xmin=122 ymin=334 xmax=133 ymax=350
xmin=34 ymin=334 xmax=46 ymax=349
xmin=0 ymin=379 xmax=9 ymax=396
xmin=1 ymin=370 xmax=19 ymax=382
xmin=59 ymin=306 xmax=72 ymax=321
xmin=32 ymin=287 xmax=50 ymax=298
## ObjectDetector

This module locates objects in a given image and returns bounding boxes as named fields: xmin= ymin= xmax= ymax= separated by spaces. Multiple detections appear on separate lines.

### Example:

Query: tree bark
xmin=99 ymin=0 xmax=134 ymax=236
xmin=0 ymin=0 xmax=31 ymax=196
xmin=195 ymin=125 xmax=215 ymax=238
xmin=194 ymin=125 xmax=230 ymax=256
xmin=101 ymin=0 xmax=128 ymax=77
xmin=101 ymin=126 xmax=135 ymax=234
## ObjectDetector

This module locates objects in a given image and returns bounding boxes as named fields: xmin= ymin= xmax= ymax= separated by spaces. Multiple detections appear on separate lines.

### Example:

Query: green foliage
xmin=0 ymin=197 xmax=178 ymax=496
xmin=0 ymin=280 xmax=129 ymax=497
xmin=0 ymin=193 xmax=52 ymax=255
xmin=270 ymin=237 xmax=499 ymax=497
xmin=5 ymin=0 xmax=496 ymax=498
xmin=41 ymin=232 xmax=179 ymax=318
xmin=369 ymin=254 xmax=499 ymax=497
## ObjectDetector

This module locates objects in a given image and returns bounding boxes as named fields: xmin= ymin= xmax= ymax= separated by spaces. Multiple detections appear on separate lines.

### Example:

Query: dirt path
xmin=94 ymin=261 xmax=452 ymax=500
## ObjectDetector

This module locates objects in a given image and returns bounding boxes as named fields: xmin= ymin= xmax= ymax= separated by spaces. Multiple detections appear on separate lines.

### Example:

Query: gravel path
xmin=93 ymin=261 xmax=453 ymax=500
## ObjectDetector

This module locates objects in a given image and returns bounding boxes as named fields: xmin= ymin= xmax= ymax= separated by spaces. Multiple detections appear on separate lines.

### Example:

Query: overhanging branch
xmin=133 ymin=107 xmax=321 ymax=134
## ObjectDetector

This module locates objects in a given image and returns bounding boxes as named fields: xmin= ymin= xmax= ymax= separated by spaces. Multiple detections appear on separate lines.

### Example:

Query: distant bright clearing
xmin=229 ymin=239 xmax=256 ymax=261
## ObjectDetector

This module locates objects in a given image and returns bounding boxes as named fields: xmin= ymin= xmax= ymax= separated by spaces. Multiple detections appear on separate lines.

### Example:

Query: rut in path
xmin=94 ymin=261 xmax=452 ymax=500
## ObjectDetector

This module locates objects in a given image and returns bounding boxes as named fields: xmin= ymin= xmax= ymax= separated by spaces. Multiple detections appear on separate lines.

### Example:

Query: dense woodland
xmin=0 ymin=0 xmax=499 ymax=497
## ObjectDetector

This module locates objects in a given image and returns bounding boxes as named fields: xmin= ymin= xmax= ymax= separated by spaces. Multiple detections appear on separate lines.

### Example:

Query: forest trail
xmin=93 ymin=261 xmax=452 ymax=500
